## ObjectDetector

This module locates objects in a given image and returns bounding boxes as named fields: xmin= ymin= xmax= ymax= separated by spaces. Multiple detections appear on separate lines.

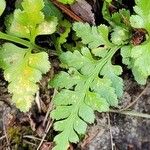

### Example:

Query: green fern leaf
xmin=50 ymin=46 xmax=122 ymax=150
xmin=55 ymin=20 xmax=72 ymax=52
xmin=121 ymin=0 xmax=150 ymax=84
xmin=0 ymin=43 xmax=50 ymax=112
xmin=111 ymin=9 xmax=130 ymax=27
xmin=130 ymin=0 xmax=150 ymax=32
xmin=43 ymin=0 xmax=63 ymax=20
xmin=131 ymin=42 xmax=150 ymax=84
xmin=7 ymin=0 xmax=57 ymax=41
xmin=73 ymin=22 xmax=113 ymax=49
xmin=101 ymin=61 xmax=123 ymax=97
xmin=111 ymin=26 xmax=130 ymax=45
xmin=49 ymin=22 xmax=124 ymax=150
xmin=121 ymin=43 xmax=150 ymax=84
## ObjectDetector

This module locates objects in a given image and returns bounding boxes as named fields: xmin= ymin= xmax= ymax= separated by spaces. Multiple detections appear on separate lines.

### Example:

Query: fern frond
xmin=0 ymin=43 xmax=50 ymax=112
xmin=50 ymin=23 xmax=123 ymax=150
xmin=50 ymin=46 xmax=122 ymax=150
xmin=121 ymin=0 xmax=150 ymax=84
xmin=7 ymin=0 xmax=57 ymax=41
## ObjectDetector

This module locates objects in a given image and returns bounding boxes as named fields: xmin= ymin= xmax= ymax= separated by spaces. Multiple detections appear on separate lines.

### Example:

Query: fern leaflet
xmin=0 ymin=43 xmax=50 ymax=112
xmin=121 ymin=0 xmax=150 ymax=84
xmin=7 ymin=0 xmax=57 ymax=42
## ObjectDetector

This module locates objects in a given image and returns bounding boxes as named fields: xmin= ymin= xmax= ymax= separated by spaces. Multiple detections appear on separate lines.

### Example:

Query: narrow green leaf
xmin=58 ymin=0 xmax=75 ymax=4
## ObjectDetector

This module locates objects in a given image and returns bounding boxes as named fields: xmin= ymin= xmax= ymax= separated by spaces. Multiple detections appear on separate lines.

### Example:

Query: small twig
xmin=0 ymin=98 xmax=11 ymax=108
xmin=51 ymin=0 xmax=84 ymax=22
xmin=43 ymin=102 xmax=53 ymax=127
xmin=81 ymin=129 xmax=100 ymax=148
xmin=0 ymin=135 xmax=6 ymax=141
xmin=43 ymin=89 xmax=57 ymax=127
xmin=107 ymin=113 xmax=114 ymax=150
xmin=23 ymin=135 xmax=47 ymax=142
xmin=120 ymin=83 xmax=150 ymax=111
xmin=0 ymin=143 xmax=8 ymax=150
xmin=69 ymin=144 xmax=74 ymax=150
xmin=42 ymin=103 xmax=53 ymax=127
xmin=23 ymin=140 xmax=36 ymax=146
xmin=110 ymin=110 xmax=150 ymax=118
xmin=35 ymin=91 xmax=41 ymax=113
xmin=2 ymin=112 xmax=11 ymax=150
xmin=37 ymin=89 xmax=57 ymax=150
xmin=37 ymin=120 xmax=53 ymax=150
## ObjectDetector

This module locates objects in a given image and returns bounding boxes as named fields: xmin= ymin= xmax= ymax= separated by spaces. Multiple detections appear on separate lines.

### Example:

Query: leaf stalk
xmin=0 ymin=31 xmax=31 ymax=48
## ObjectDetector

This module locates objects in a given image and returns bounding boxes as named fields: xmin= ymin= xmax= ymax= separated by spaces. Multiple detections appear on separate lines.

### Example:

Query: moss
xmin=7 ymin=125 xmax=34 ymax=150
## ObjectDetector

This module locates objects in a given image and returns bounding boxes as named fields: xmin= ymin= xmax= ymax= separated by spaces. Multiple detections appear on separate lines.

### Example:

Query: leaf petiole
xmin=0 ymin=31 xmax=31 ymax=48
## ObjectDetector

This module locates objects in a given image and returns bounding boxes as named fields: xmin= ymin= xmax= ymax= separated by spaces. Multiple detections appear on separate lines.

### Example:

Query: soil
xmin=0 ymin=0 xmax=150 ymax=150
xmin=81 ymin=78 xmax=150 ymax=150
xmin=0 ymin=72 xmax=150 ymax=150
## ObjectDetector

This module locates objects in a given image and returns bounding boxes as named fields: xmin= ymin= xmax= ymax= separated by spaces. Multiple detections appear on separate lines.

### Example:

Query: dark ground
xmin=0 ymin=0 xmax=150 ymax=150
xmin=83 ymin=78 xmax=150 ymax=150
xmin=0 ymin=72 xmax=150 ymax=150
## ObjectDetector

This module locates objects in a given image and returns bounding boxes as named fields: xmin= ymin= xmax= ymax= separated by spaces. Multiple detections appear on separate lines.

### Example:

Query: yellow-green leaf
xmin=0 ymin=43 xmax=50 ymax=112
xmin=0 ymin=0 xmax=6 ymax=16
